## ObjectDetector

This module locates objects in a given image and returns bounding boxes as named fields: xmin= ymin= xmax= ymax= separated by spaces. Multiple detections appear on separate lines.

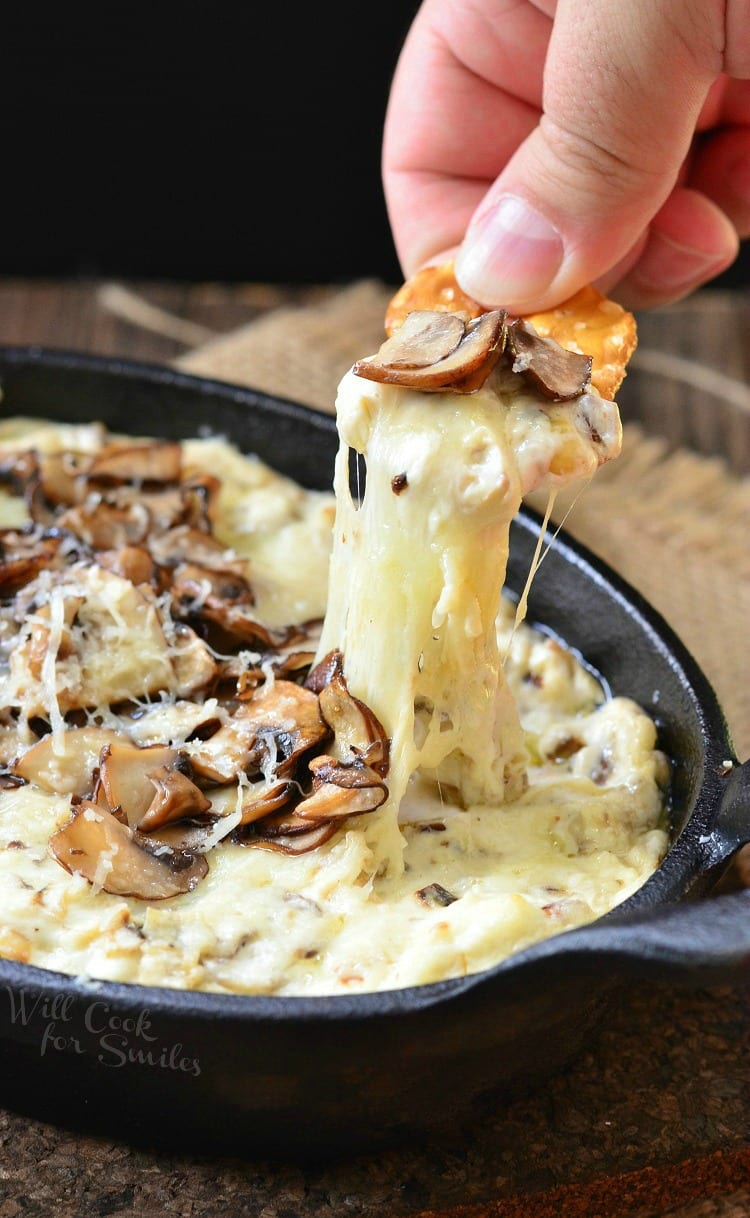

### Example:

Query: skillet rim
xmin=0 ymin=345 xmax=738 ymax=1021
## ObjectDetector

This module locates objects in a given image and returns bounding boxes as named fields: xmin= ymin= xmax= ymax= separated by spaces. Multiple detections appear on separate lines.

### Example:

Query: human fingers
xmin=383 ymin=0 xmax=549 ymax=274
xmin=689 ymin=122 xmax=750 ymax=238
xmin=455 ymin=0 xmax=740 ymax=312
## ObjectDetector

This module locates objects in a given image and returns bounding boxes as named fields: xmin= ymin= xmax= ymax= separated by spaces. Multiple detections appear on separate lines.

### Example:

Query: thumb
xmin=455 ymin=0 xmax=733 ymax=312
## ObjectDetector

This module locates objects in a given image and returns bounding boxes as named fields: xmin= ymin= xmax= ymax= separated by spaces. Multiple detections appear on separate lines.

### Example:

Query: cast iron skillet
xmin=0 ymin=347 xmax=748 ymax=1157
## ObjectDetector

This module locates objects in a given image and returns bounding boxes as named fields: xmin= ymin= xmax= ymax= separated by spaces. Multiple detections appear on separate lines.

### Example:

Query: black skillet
xmin=0 ymin=347 xmax=748 ymax=1157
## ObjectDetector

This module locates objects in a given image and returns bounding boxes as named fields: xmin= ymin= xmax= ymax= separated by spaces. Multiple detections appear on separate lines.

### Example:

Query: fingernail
xmin=455 ymin=195 xmax=563 ymax=306
xmin=635 ymin=229 xmax=729 ymax=291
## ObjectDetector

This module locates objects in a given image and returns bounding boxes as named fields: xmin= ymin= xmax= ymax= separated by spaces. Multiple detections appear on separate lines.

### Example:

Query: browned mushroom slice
xmin=373 ymin=310 xmax=466 ymax=368
xmin=248 ymin=681 xmax=329 ymax=776
xmin=170 ymin=563 xmax=254 ymax=611
xmin=506 ymin=319 xmax=592 ymax=401
xmin=100 ymin=741 xmax=181 ymax=828
xmin=180 ymin=473 xmax=221 ymax=531
xmin=138 ymin=766 xmax=212 ymax=833
xmin=353 ymin=310 xmax=507 ymax=393
xmin=149 ymin=525 xmax=243 ymax=571
xmin=36 ymin=451 xmax=91 ymax=508
xmin=57 ymin=499 xmax=151 ymax=548
xmin=189 ymin=680 xmax=328 ymax=784
xmin=187 ymin=711 xmax=261 ymax=785
xmin=25 ymin=594 xmax=84 ymax=680
xmin=305 ymin=649 xmax=344 ymax=694
xmin=0 ymin=529 xmax=65 ymax=594
xmin=318 ymin=673 xmax=390 ymax=776
xmin=0 ymin=449 xmax=39 ymax=496
xmin=88 ymin=441 xmax=182 ymax=485
xmin=11 ymin=727 xmax=123 ymax=796
xmin=296 ymin=755 xmax=388 ymax=820
xmin=248 ymin=820 xmax=338 ymax=855
xmin=236 ymin=650 xmax=317 ymax=697
xmin=50 ymin=801 xmax=208 ymax=899
xmin=96 ymin=545 xmax=157 ymax=586
xmin=238 ymin=777 xmax=297 ymax=826
xmin=193 ymin=602 xmax=286 ymax=653
xmin=169 ymin=623 xmax=219 ymax=697
xmin=101 ymin=484 xmax=189 ymax=534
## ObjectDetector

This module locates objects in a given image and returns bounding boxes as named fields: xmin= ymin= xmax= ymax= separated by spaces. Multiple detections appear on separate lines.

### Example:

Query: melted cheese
xmin=0 ymin=406 xmax=669 ymax=996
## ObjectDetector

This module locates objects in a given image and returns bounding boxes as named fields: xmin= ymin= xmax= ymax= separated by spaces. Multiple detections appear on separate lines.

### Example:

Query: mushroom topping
xmin=99 ymin=741 xmax=182 ymax=829
xmin=353 ymin=310 xmax=507 ymax=394
xmin=416 ymin=883 xmax=458 ymax=908
xmin=50 ymin=800 xmax=208 ymax=900
xmin=138 ymin=765 xmax=212 ymax=833
xmin=0 ymin=449 xmax=39 ymax=497
xmin=295 ymin=755 xmax=388 ymax=821
xmin=57 ymin=500 xmax=151 ymax=548
xmin=87 ymin=441 xmax=182 ymax=486
xmin=506 ymin=320 xmax=592 ymax=401
xmin=96 ymin=545 xmax=157 ymax=586
xmin=371 ymin=310 xmax=466 ymax=368
xmin=11 ymin=727 xmax=122 ymax=796
xmin=170 ymin=563 xmax=254 ymax=612
xmin=148 ymin=526 xmax=245 ymax=574
xmin=247 ymin=819 xmax=339 ymax=856
xmin=305 ymin=648 xmax=344 ymax=694
xmin=169 ymin=622 xmax=219 ymax=698
xmin=36 ymin=451 xmax=90 ymax=506
xmin=189 ymin=680 xmax=328 ymax=784
xmin=318 ymin=672 xmax=390 ymax=776
xmin=25 ymin=594 xmax=83 ymax=680
xmin=238 ymin=777 xmax=297 ymax=826
xmin=0 ymin=529 xmax=66 ymax=595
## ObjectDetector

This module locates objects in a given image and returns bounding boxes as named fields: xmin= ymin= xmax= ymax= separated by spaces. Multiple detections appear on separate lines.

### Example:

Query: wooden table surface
xmin=0 ymin=279 xmax=748 ymax=1218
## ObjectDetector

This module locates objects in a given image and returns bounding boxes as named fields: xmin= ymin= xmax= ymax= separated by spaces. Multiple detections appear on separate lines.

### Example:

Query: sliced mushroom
xmin=11 ymin=726 xmax=123 ymax=796
xmin=506 ymin=319 xmax=592 ymax=401
xmin=88 ymin=441 xmax=182 ymax=485
xmin=105 ymin=484 xmax=192 ymax=534
xmin=57 ymin=499 xmax=152 ymax=548
xmin=416 ymin=882 xmax=458 ymax=908
xmin=353 ymin=310 xmax=507 ymax=393
xmin=373 ymin=310 xmax=466 ymax=368
xmin=96 ymin=545 xmax=157 ymax=586
xmin=0 ymin=529 xmax=66 ymax=595
xmin=191 ymin=601 xmax=288 ymax=653
xmin=169 ymin=623 xmax=219 ymax=697
xmin=245 ymin=820 xmax=338 ymax=855
xmin=50 ymin=800 xmax=208 ymax=899
xmin=138 ymin=765 xmax=212 ymax=833
xmin=305 ymin=649 xmax=344 ymax=694
xmin=179 ymin=473 xmax=221 ymax=530
xmin=189 ymin=680 xmax=328 ymax=784
xmin=318 ymin=673 xmax=390 ymax=776
xmin=148 ymin=525 xmax=243 ymax=573
xmin=238 ymin=777 xmax=297 ymax=826
xmin=236 ymin=650 xmax=316 ymax=697
xmin=187 ymin=710 xmax=261 ymax=785
xmin=295 ymin=755 xmax=388 ymax=820
xmin=25 ymin=594 xmax=84 ymax=680
xmin=33 ymin=451 xmax=90 ymax=510
xmin=170 ymin=563 xmax=254 ymax=612
xmin=99 ymin=741 xmax=181 ymax=828
xmin=0 ymin=449 xmax=39 ymax=496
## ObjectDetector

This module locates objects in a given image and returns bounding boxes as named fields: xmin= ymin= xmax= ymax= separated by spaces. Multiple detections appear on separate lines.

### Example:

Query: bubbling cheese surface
xmin=0 ymin=406 xmax=668 ymax=996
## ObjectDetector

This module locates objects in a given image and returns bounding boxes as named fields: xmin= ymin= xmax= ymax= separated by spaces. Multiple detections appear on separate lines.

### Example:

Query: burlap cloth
xmin=177 ymin=280 xmax=750 ymax=761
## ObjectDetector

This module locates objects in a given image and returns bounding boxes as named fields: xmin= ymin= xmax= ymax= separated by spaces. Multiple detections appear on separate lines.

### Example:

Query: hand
xmin=383 ymin=0 xmax=750 ymax=312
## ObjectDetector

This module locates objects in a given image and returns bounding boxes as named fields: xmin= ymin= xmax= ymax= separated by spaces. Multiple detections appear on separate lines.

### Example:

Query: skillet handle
xmin=540 ymin=759 xmax=750 ymax=986
xmin=544 ymin=887 xmax=750 ymax=986
xmin=701 ymin=757 xmax=750 ymax=874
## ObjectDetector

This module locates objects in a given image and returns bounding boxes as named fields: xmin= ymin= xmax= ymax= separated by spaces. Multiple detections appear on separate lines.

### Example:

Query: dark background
xmin=1 ymin=4 xmax=747 ymax=289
